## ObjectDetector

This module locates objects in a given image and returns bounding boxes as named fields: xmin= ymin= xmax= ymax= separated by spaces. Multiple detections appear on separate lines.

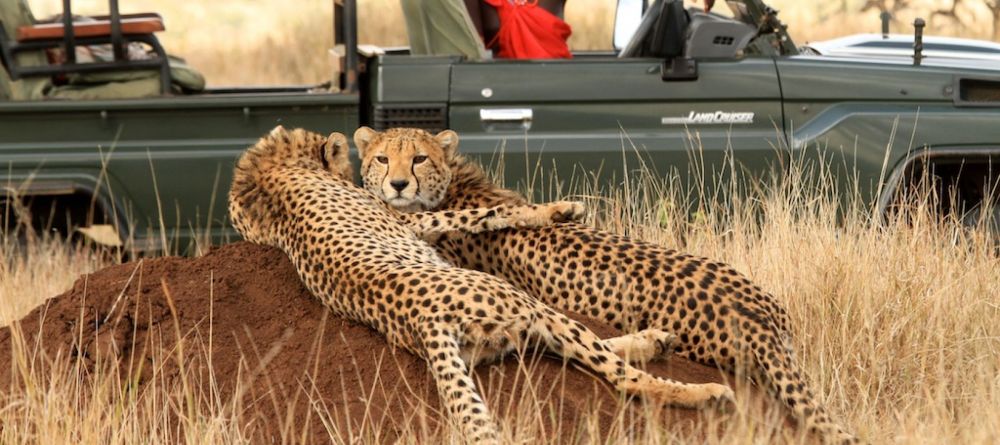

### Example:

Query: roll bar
xmin=334 ymin=0 xmax=358 ymax=93
xmin=0 ymin=0 xmax=171 ymax=93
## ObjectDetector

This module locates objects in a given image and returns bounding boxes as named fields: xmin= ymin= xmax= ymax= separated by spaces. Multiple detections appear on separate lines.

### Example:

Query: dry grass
xmin=2 ymin=134 xmax=1000 ymax=443
xmin=25 ymin=0 xmax=1000 ymax=85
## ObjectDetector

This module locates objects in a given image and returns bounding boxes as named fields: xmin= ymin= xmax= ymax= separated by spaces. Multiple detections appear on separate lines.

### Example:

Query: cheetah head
xmin=354 ymin=126 xmax=456 ymax=213
xmin=229 ymin=125 xmax=351 ymax=244
xmin=240 ymin=125 xmax=353 ymax=179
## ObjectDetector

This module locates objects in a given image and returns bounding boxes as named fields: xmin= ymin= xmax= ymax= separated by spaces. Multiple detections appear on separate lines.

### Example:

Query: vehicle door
xmin=448 ymin=56 xmax=787 ymax=200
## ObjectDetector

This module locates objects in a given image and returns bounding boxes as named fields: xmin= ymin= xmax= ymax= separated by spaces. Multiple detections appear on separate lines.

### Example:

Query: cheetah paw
xmin=605 ymin=329 xmax=677 ymax=364
xmin=548 ymin=200 xmax=586 ymax=223
xmin=631 ymin=329 xmax=678 ymax=362
xmin=697 ymin=383 xmax=736 ymax=412
xmin=643 ymin=329 xmax=678 ymax=356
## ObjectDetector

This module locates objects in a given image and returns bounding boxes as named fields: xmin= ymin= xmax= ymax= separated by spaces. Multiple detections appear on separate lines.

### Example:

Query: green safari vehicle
xmin=2 ymin=0 xmax=999 ymax=252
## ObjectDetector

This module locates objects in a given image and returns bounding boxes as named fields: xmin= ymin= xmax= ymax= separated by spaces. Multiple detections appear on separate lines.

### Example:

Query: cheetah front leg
xmin=604 ymin=329 xmax=677 ymax=365
xmin=398 ymin=201 xmax=585 ymax=242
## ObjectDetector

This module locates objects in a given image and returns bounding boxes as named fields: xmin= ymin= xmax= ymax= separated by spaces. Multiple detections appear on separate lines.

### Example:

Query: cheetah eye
xmin=412 ymin=155 xmax=428 ymax=164
xmin=375 ymin=156 xmax=389 ymax=164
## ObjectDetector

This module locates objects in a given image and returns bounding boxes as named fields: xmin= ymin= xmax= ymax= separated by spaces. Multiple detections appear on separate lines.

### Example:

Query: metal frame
xmin=0 ymin=0 xmax=171 ymax=94
xmin=334 ymin=0 xmax=359 ymax=93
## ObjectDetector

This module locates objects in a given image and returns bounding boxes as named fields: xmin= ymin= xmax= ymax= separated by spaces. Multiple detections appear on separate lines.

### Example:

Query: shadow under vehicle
xmin=2 ymin=0 xmax=999 ymax=252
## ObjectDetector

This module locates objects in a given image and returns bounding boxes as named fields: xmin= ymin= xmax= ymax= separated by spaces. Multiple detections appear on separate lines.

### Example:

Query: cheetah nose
xmin=390 ymin=180 xmax=409 ymax=192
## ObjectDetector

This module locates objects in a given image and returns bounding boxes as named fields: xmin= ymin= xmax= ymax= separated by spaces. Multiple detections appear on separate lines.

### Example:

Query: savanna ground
xmin=2 ymin=0 xmax=1000 ymax=443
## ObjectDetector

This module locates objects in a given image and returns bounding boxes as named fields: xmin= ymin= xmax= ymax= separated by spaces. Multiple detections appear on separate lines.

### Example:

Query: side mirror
xmin=616 ymin=0 xmax=696 ymax=80
xmin=618 ymin=0 xmax=688 ymax=59
xmin=613 ymin=0 xmax=646 ymax=51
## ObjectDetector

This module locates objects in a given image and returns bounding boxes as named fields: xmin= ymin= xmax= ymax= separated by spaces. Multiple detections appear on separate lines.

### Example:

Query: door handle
xmin=480 ymin=108 xmax=533 ymax=131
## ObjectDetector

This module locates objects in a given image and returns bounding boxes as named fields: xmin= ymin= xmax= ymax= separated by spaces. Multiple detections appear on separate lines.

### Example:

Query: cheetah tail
xmin=751 ymin=344 xmax=861 ymax=444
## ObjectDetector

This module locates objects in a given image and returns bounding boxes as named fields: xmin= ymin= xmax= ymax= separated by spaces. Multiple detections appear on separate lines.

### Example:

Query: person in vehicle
xmin=401 ymin=0 xmax=719 ymax=60
xmin=399 ymin=0 xmax=489 ymax=59
xmin=475 ymin=0 xmax=572 ymax=59
xmin=398 ymin=0 xmax=568 ymax=59
xmin=471 ymin=0 xmax=717 ymax=59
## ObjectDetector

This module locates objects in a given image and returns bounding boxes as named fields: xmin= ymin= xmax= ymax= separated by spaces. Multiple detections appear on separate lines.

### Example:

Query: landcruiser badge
xmin=661 ymin=111 xmax=755 ymax=125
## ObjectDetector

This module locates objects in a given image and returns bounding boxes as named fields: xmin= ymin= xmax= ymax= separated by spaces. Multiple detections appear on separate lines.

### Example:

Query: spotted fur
xmin=357 ymin=127 xmax=860 ymax=444
xmin=229 ymin=126 xmax=735 ymax=444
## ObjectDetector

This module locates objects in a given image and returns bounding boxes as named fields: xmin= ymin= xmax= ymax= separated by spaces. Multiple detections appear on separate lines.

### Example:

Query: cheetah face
xmin=354 ymin=126 xmax=455 ymax=212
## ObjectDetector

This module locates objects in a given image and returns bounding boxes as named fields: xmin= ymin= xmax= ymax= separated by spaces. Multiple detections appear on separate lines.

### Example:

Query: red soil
xmin=0 ymin=241 xmax=785 ymax=443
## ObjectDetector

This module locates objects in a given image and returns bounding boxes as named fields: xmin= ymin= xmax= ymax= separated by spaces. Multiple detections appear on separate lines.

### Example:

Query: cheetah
xmin=228 ymin=126 xmax=734 ymax=444
xmin=355 ymin=126 xmax=860 ymax=444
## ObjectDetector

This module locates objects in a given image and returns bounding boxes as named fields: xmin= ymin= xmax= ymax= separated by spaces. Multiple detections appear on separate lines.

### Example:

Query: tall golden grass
xmin=25 ymin=0 xmax=1000 ymax=85
xmin=2 ymin=134 xmax=999 ymax=443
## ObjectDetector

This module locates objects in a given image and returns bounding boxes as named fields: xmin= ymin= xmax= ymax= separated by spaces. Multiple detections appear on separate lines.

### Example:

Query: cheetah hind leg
xmin=419 ymin=323 xmax=501 ymax=445
xmin=603 ymin=329 xmax=677 ymax=365
xmin=528 ymin=306 xmax=734 ymax=410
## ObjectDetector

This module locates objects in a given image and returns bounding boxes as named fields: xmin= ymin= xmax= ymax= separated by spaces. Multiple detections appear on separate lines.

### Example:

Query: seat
xmin=0 ymin=0 xmax=172 ymax=95
xmin=16 ymin=15 xmax=163 ymax=41
xmin=619 ymin=0 xmax=689 ymax=59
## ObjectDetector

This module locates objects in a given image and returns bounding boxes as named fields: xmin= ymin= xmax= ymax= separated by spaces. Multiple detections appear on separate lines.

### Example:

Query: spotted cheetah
xmin=228 ymin=126 xmax=734 ymax=444
xmin=355 ymin=126 xmax=860 ymax=444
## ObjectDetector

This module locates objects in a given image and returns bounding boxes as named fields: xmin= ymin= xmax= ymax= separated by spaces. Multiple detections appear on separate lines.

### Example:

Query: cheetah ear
xmin=324 ymin=132 xmax=350 ymax=163
xmin=434 ymin=130 xmax=459 ymax=158
xmin=269 ymin=125 xmax=287 ymax=138
xmin=353 ymin=126 xmax=378 ymax=157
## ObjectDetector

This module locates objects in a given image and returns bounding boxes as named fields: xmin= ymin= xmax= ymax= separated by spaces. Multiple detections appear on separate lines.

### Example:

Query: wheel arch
xmin=876 ymin=145 xmax=1000 ymax=218
xmin=1 ymin=174 xmax=131 ymax=243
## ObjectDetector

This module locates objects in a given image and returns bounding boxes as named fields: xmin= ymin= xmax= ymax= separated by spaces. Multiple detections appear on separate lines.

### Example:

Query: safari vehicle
xmin=2 ymin=0 xmax=999 ymax=252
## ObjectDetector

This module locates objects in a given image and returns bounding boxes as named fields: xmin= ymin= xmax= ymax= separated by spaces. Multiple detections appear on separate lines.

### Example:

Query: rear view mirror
xmin=614 ymin=0 xmax=646 ymax=51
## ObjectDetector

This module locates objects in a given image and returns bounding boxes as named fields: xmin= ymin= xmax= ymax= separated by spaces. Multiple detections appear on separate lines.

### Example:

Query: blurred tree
xmin=861 ymin=0 xmax=913 ymax=21
xmin=988 ymin=1 xmax=1000 ymax=40
xmin=932 ymin=0 xmax=969 ymax=27
xmin=936 ymin=0 xmax=1000 ymax=40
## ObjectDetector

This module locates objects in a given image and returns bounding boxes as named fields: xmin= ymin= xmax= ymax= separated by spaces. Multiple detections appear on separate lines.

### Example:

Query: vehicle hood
xmin=805 ymin=34 xmax=1000 ymax=72
xmin=790 ymin=54 xmax=1000 ymax=75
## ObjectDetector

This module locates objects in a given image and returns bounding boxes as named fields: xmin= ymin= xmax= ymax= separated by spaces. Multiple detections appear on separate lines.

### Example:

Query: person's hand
xmin=704 ymin=0 xmax=715 ymax=12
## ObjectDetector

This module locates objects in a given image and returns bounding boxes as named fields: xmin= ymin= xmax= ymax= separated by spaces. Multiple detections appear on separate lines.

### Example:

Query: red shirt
xmin=485 ymin=0 xmax=573 ymax=59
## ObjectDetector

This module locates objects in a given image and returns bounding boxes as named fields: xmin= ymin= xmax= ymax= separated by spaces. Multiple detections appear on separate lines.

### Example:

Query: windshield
xmin=613 ymin=0 xmax=798 ymax=57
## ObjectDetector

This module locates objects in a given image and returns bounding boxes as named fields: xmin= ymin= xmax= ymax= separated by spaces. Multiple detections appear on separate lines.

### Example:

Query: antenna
xmin=880 ymin=11 xmax=891 ymax=39
xmin=913 ymin=18 xmax=925 ymax=66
